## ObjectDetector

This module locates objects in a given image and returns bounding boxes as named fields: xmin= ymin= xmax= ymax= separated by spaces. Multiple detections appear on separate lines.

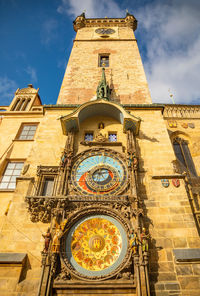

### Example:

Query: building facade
xmin=0 ymin=13 xmax=200 ymax=296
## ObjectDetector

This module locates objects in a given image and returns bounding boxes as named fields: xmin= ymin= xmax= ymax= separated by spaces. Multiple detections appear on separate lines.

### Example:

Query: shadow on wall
xmin=136 ymin=135 xmax=162 ymax=294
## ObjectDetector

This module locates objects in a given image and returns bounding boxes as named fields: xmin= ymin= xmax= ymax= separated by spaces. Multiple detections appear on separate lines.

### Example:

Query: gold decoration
xmin=71 ymin=218 xmax=122 ymax=271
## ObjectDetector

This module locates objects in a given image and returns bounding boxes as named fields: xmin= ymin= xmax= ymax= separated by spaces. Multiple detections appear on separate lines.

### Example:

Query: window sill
xmin=0 ymin=189 xmax=15 ymax=192
xmin=80 ymin=140 xmax=122 ymax=146
xmin=13 ymin=139 xmax=34 ymax=142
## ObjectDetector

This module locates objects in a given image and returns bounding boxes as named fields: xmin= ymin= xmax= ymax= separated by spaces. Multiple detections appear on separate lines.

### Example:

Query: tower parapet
xmin=73 ymin=12 xmax=137 ymax=32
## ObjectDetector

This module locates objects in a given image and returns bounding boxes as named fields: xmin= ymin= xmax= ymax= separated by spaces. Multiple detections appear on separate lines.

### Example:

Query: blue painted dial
xmin=71 ymin=150 xmax=128 ymax=196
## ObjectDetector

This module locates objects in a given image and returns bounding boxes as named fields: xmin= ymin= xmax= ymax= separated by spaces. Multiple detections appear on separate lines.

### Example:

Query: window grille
xmin=18 ymin=124 xmax=37 ymax=140
xmin=85 ymin=132 xmax=94 ymax=141
xmin=0 ymin=162 xmax=24 ymax=189
xmin=108 ymin=133 xmax=117 ymax=142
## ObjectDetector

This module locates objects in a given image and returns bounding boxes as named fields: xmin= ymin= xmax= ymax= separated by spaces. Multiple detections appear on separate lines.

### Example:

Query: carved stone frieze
xmin=164 ymin=105 xmax=200 ymax=119
xmin=36 ymin=166 xmax=59 ymax=176
xmin=25 ymin=194 xmax=135 ymax=223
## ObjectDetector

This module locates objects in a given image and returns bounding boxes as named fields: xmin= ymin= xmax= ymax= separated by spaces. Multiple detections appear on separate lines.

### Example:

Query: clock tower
xmin=44 ymin=12 xmax=148 ymax=296
xmin=57 ymin=12 xmax=152 ymax=105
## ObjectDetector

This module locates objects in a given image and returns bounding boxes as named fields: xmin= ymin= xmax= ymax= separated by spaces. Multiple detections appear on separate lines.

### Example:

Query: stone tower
xmin=57 ymin=13 xmax=152 ymax=105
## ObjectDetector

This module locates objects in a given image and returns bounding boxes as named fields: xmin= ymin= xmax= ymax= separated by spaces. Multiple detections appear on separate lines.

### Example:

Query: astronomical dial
xmin=64 ymin=215 xmax=128 ymax=277
xmin=71 ymin=150 xmax=128 ymax=196
xmin=95 ymin=28 xmax=115 ymax=35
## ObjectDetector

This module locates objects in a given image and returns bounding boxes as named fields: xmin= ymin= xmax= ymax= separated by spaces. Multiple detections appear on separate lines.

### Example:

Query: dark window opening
xmin=42 ymin=178 xmax=54 ymax=196
xmin=173 ymin=138 xmax=197 ymax=177
xmin=99 ymin=55 xmax=109 ymax=67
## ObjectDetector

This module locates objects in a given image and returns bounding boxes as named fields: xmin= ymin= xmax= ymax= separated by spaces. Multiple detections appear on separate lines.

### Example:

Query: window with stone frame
xmin=0 ymin=162 xmax=24 ymax=190
xmin=17 ymin=123 xmax=37 ymax=140
xmin=99 ymin=55 xmax=109 ymax=67
xmin=84 ymin=132 xmax=94 ymax=142
xmin=41 ymin=177 xmax=54 ymax=196
xmin=173 ymin=137 xmax=197 ymax=177
xmin=35 ymin=166 xmax=59 ymax=197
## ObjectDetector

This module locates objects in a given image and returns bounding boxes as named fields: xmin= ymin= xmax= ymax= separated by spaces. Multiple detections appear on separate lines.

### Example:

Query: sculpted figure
xmin=52 ymin=225 xmax=63 ymax=253
xmin=141 ymin=227 xmax=149 ymax=252
xmin=51 ymin=218 xmax=69 ymax=253
xmin=42 ymin=227 xmax=51 ymax=253
xmin=129 ymin=230 xmax=139 ymax=255
xmin=94 ymin=122 xmax=107 ymax=142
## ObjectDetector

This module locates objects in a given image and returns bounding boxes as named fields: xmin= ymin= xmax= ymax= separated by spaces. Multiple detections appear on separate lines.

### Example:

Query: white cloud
xmin=25 ymin=66 xmax=37 ymax=83
xmin=135 ymin=0 xmax=200 ymax=104
xmin=41 ymin=18 xmax=58 ymax=45
xmin=0 ymin=76 xmax=17 ymax=105
xmin=57 ymin=0 xmax=123 ymax=18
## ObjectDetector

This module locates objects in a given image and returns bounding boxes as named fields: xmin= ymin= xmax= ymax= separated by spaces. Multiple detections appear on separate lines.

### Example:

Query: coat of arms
xmin=172 ymin=179 xmax=180 ymax=187
xmin=161 ymin=179 xmax=169 ymax=188
xmin=168 ymin=121 xmax=177 ymax=128
xmin=182 ymin=123 xmax=188 ymax=128
xmin=188 ymin=123 xmax=195 ymax=129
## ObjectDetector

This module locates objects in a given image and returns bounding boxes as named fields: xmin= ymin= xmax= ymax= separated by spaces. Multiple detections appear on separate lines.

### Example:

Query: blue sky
xmin=0 ymin=0 xmax=200 ymax=106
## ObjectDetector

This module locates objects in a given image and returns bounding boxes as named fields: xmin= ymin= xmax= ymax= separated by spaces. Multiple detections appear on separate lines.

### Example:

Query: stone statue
xmin=94 ymin=122 xmax=107 ymax=142
xmin=141 ymin=227 xmax=149 ymax=253
xmin=42 ymin=227 xmax=51 ymax=253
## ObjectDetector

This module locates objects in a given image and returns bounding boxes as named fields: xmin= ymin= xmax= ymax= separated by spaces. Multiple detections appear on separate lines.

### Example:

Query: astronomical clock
xmin=59 ymin=148 xmax=132 ymax=281
xmin=71 ymin=149 xmax=128 ymax=196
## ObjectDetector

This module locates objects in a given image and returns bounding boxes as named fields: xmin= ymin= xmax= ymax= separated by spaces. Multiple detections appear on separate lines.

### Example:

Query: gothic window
xmin=108 ymin=133 xmax=117 ymax=142
xmin=0 ymin=162 xmax=24 ymax=189
xmin=41 ymin=177 xmax=54 ymax=196
xmin=17 ymin=124 xmax=37 ymax=140
xmin=99 ymin=55 xmax=109 ymax=67
xmin=85 ymin=132 xmax=94 ymax=141
xmin=173 ymin=138 xmax=197 ymax=177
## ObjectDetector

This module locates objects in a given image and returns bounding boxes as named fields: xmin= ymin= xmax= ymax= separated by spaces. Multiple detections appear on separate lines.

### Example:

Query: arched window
xmin=18 ymin=98 xmax=26 ymax=111
xmin=173 ymin=137 xmax=197 ymax=177
xmin=11 ymin=98 xmax=21 ymax=111
xmin=22 ymin=98 xmax=31 ymax=111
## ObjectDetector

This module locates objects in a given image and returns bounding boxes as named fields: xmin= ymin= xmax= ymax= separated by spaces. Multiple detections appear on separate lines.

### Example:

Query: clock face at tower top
xmin=71 ymin=150 xmax=128 ymax=196
xmin=95 ymin=28 xmax=115 ymax=35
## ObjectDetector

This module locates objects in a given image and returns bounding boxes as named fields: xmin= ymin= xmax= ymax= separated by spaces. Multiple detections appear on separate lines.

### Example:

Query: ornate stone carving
xmin=55 ymin=266 xmax=71 ymax=281
xmin=36 ymin=166 xmax=59 ymax=176
xmin=96 ymin=68 xmax=111 ymax=101
xmin=164 ymin=105 xmax=200 ymax=119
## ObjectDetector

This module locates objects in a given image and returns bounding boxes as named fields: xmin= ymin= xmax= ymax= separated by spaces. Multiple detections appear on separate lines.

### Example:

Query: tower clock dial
xmin=71 ymin=150 xmax=128 ymax=196
xmin=95 ymin=28 xmax=115 ymax=35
